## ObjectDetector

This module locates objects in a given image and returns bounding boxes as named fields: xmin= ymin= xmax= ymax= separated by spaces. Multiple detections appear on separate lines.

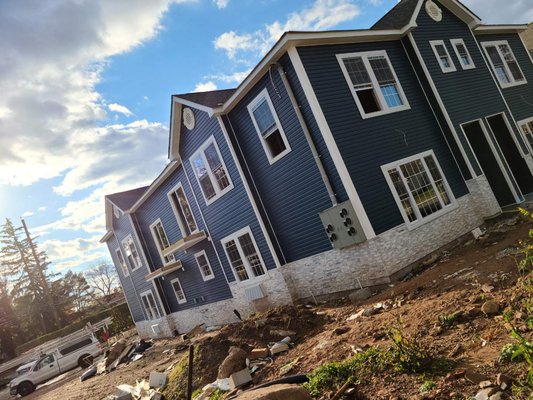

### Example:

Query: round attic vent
xmin=183 ymin=107 xmax=195 ymax=130
xmin=425 ymin=0 xmax=442 ymax=22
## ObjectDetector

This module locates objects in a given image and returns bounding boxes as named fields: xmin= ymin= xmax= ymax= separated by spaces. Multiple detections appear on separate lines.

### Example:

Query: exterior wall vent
xmin=425 ymin=0 xmax=442 ymax=22
xmin=245 ymin=285 xmax=265 ymax=301
xmin=183 ymin=107 xmax=195 ymax=130
xmin=319 ymin=200 xmax=367 ymax=249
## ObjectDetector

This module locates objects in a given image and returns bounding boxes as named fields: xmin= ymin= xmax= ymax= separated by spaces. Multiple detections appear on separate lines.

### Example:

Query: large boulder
xmin=234 ymin=384 xmax=312 ymax=400
xmin=217 ymin=347 xmax=248 ymax=379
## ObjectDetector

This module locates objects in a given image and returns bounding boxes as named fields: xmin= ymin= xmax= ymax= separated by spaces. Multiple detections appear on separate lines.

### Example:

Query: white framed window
xmin=450 ymin=39 xmax=475 ymax=70
xmin=247 ymin=89 xmax=291 ymax=164
xmin=113 ymin=205 xmax=121 ymax=219
xmin=190 ymin=138 xmax=233 ymax=205
xmin=115 ymin=247 xmax=129 ymax=277
xmin=382 ymin=150 xmax=456 ymax=229
xmin=140 ymin=290 xmax=161 ymax=320
xmin=481 ymin=41 xmax=526 ymax=88
xmin=337 ymin=50 xmax=410 ymax=119
xmin=149 ymin=219 xmax=176 ymax=265
xmin=168 ymin=183 xmax=198 ymax=237
xmin=430 ymin=40 xmax=457 ymax=73
xmin=194 ymin=250 xmax=214 ymax=281
xmin=122 ymin=235 xmax=142 ymax=271
xmin=170 ymin=277 xmax=187 ymax=304
xmin=221 ymin=226 xmax=266 ymax=283
xmin=518 ymin=117 xmax=533 ymax=152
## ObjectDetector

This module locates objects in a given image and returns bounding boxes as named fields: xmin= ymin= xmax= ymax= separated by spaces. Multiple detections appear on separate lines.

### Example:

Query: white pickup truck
xmin=9 ymin=334 xmax=102 ymax=397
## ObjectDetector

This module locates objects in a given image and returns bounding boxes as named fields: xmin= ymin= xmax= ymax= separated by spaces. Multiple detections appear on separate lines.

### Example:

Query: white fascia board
xmin=100 ymin=230 xmax=114 ymax=243
xmin=172 ymin=96 xmax=215 ymax=116
xmin=128 ymin=160 xmax=181 ymax=213
xmin=474 ymin=25 xmax=529 ymax=35
xmin=212 ymin=29 xmax=407 ymax=116
xmin=168 ymin=99 xmax=182 ymax=162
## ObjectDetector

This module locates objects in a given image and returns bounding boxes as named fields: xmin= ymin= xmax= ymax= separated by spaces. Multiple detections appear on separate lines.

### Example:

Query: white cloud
xmin=214 ymin=0 xmax=360 ymax=59
xmin=209 ymin=69 xmax=252 ymax=84
xmin=41 ymin=235 xmax=108 ymax=271
xmin=38 ymin=206 xmax=47 ymax=212
xmin=108 ymin=103 xmax=133 ymax=116
xmin=462 ymin=0 xmax=533 ymax=23
xmin=214 ymin=0 xmax=230 ymax=9
xmin=21 ymin=211 xmax=34 ymax=218
xmin=193 ymin=81 xmax=218 ymax=92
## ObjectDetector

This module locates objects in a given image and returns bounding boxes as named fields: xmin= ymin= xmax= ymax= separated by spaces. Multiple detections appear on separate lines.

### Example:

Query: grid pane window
xmin=386 ymin=154 xmax=454 ymax=225
xmin=483 ymin=42 xmax=525 ymax=87
xmin=451 ymin=39 xmax=475 ymax=70
xmin=430 ymin=41 xmax=456 ymax=73
xmin=223 ymin=228 xmax=266 ymax=282
xmin=195 ymin=252 xmax=214 ymax=281
xmin=170 ymin=186 xmax=197 ymax=236
xmin=123 ymin=236 xmax=142 ymax=270
xmin=249 ymin=91 xmax=290 ymax=162
xmin=171 ymin=279 xmax=186 ymax=303
xmin=191 ymin=140 xmax=232 ymax=204
xmin=151 ymin=221 xmax=175 ymax=264
xmin=340 ymin=51 xmax=408 ymax=118
xmin=141 ymin=292 xmax=160 ymax=320
xmin=521 ymin=122 xmax=533 ymax=149
xmin=115 ymin=248 xmax=129 ymax=276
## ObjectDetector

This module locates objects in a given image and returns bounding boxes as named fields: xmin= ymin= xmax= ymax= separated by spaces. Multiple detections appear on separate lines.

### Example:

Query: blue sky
xmin=0 ymin=0 xmax=529 ymax=276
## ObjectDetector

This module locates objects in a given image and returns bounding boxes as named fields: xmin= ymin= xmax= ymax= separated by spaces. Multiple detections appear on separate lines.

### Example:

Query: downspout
xmin=273 ymin=62 xmax=338 ymax=206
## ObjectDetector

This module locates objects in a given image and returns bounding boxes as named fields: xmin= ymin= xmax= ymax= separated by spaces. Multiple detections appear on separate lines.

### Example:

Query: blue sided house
xmin=101 ymin=0 xmax=533 ymax=338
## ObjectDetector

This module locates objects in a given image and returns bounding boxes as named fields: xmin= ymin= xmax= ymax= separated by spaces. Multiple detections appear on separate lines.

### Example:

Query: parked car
xmin=9 ymin=334 xmax=102 ymax=396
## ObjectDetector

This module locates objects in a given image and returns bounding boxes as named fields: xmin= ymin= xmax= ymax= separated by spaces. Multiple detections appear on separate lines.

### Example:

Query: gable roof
xmin=372 ymin=0 xmax=420 ymax=30
xmin=106 ymin=186 xmax=149 ymax=212
xmin=174 ymin=88 xmax=237 ymax=109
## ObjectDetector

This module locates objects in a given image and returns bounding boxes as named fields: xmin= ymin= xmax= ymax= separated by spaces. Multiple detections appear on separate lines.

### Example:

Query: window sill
xmin=145 ymin=260 xmax=183 ymax=281
xmin=267 ymin=148 xmax=292 ymax=165
xmin=201 ymin=274 xmax=216 ymax=282
xmin=500 ymin=80 xmax=528 ymax=89
xmin=360 ymin=105 xmax=411 ymax=120
xmin=203 ymin=184 xmax=235 ymax=206
xmin=163 ymin=231 xmax=208 ymax=255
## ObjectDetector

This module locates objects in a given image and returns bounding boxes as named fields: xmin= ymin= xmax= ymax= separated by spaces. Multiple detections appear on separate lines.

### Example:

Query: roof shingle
xmin=106 ymin=186 xmax=149 ymax=211
xmin=371 ymin=0 xmax=419 ymax=30
xmin=174 ymin=88 xmax=237 ymax=109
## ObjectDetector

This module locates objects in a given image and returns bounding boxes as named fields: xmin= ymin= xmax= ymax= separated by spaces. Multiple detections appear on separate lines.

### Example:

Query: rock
xmin=218 ymin=347 xmax=248 ymax=379
xmin=465 ymin=370 xmax=490 ymax=384
xmin=234 ymin=383 xmax=312 ymax=400
xmin=481 ymin=284 xmax=495 ymax=293
xmin=332 ymin=326 xmax=350 ymax=336
xmin=445 ymin=369 xmax=466 ymax=381
xmin=496 ymin=373 xmax=512 ymax=389
xmin=475 ymin=387 xmax=499 ymax=400
xmin=254 ymin=319 xmax=267 ymax=328
xmin=270 ymin=329 xmax=296 ymax=337
xmin=448 ymin=344 xmax=463 ymax=358
xmin=489 ymin=392 xmax=502 ymax=400
xmin=481 ymin=300 xmax=499 ymax=315
xmin=348 ymin=287 xmax=372 ymax=303
xmin=469 ymin=294 xmax=483 ymax=304
xmin=249 ymin=348 xmax=269 ymax=360
xmin=346 ymin=309 xmax=365 ymax=321
xmin=270 ymin=342 xmax=290 ymax=355
xmin=229 ymin=368 xmax=253 ymax=390
xmin=362 ymin=307 xmax=376 ymax=317
xmin=479 ymin=381 xmax=494 ymax=389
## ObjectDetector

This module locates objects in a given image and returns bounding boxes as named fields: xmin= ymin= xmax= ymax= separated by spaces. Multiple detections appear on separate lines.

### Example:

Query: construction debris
xmin=218 ymin=347 xmax=248 ymax=379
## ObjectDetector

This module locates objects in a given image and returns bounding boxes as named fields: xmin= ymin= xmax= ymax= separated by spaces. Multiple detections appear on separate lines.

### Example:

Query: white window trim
xmin=121 ymin=234 xmax=142 ymax=271
xmin=450 ymin=38 xmax=475 ymax=70
xmin=517 ymin=116 xmax=533 ymax=154
xmin=167 ymin=182 xmax=199 ymax=238
xmin=189 ymin=137 xmax=234 ymax=206
xmin=140 ymin=290 xmax=161 ymax=320
xmin=247 ymin=88 xmax=292 ymax=164
xmin=481 ymin=40 xmax=527 ymax=88
xmin=221 ymin=226 xmax=268 ymax=285
xmin=381 ymin=150 xmax=458 ymax=230
xmin=337 ymin=50 xmax=410 ymax=119
xmin=149 ymin=218 xmax=175 ymax=266
xmin=115 ymin=247 xmax=129 ymax=277
xmin=429 ymin=40 xmax=457 ymax=73
xmin=194 ymin=250 xmax=215 ymax=281
xmin=170 ymin=277 xmax=187 ymax=304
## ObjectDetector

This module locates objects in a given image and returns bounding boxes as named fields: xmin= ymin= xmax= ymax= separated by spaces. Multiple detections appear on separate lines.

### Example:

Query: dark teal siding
xmin=134 ymin=165 xmax=233 ymax=313
xmin=298 ymin=40 xmax=469 ymax=234
xmin=226 ymin=56 xmax=339 ymax=263
xmin=180 ymin=108 xmax=277 ymax=280
xmin=412 ymin=1 xmax=529 ymax=167
xmin=476 ymin=32 xmax=533 ymax=123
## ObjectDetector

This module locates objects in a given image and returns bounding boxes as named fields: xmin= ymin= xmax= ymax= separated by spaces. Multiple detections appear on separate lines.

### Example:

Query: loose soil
xmin=24 ymin=214 xmax=532 ymax=399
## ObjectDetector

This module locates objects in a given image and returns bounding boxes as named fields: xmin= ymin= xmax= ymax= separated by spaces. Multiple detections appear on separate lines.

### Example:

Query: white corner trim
xmin=217 ymin=117 xmax=283 ymax=268
xmin=287 ymin=46 xmax=376 ymax=239
xmin=407 ymin=32 xmax=478 ymax=179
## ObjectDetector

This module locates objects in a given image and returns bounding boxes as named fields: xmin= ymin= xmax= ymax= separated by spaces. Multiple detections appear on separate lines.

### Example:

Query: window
xmin=195 ymin=250 xmax=214 ymax=281
xmin=170 ymin=278 xmax=187 ymax=304
xmin=35 ymin=355 xmax=55 ymax=370
xmin=337 ymin=50 xmax=410 ymax=118
xmin=382 ymin=151 xmax=456 ymax=227
xmin=519 ymin=118 xmax=533 ymax=151
xmin=122 ymin=235 xmax=142 ymax=271
xmin=450 ymin=39 xmax=475 ymax=70
xmin=190 ymin=138 xmax=233 ymax=205
xmin=482 ymin=41 xmax=526 ymax=88
xmin=221 ymin=227 xmax=266 ymax=282
xmin=248 ymin=89 xmax=291 ymax=164
xmin=150 ymin=219 xmax=176 ymax=265
xmin=430 ymin=40 xmax=457 ymax=73
xmin=58 ymin=338 xmax=92 ymax=356
xmin=168 ymin=184 xmax=198 ymax=237
xmin=115 ymin=248 xmax=129 ymax=277
xmin=140 ymin=290 xmax=161 ymax=320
